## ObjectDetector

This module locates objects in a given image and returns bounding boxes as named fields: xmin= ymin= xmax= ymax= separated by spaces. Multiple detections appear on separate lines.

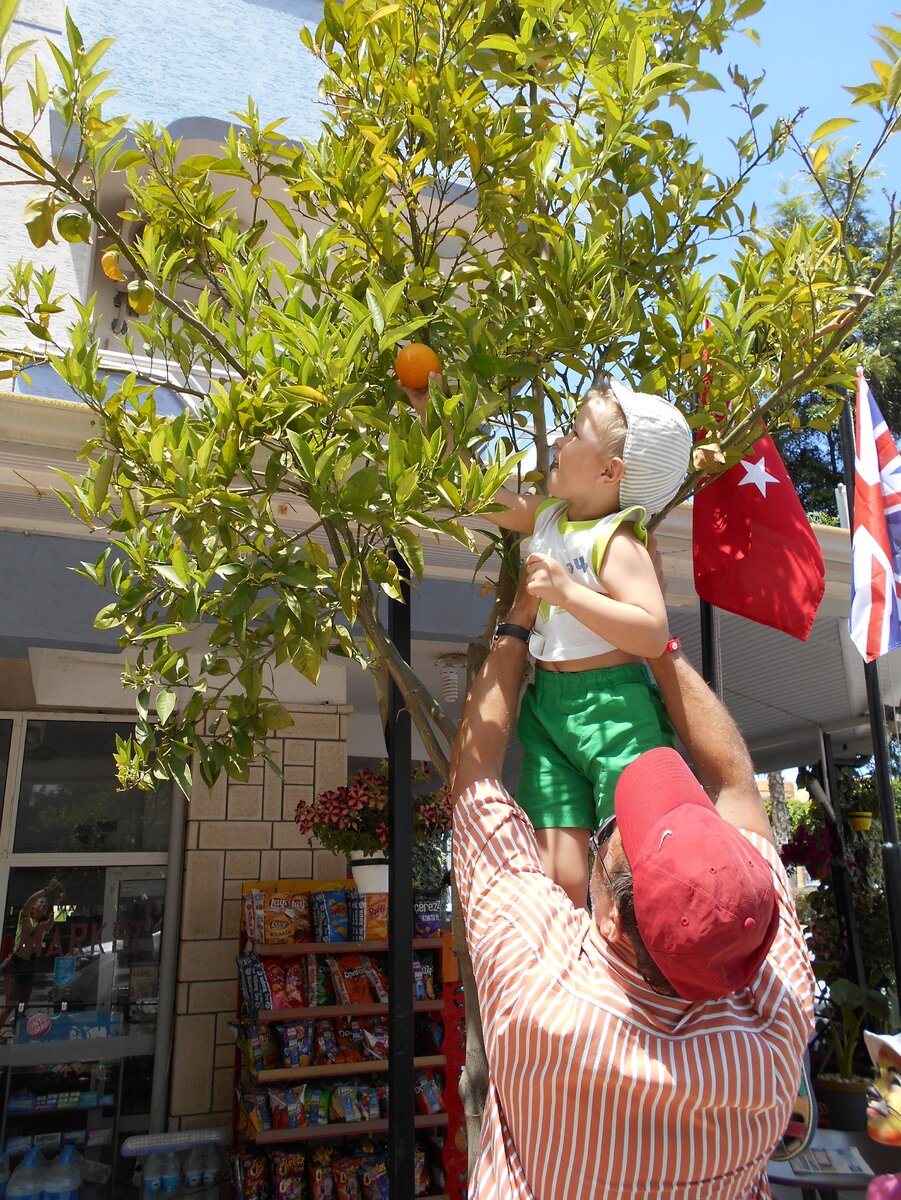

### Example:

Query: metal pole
xmin=840 ymin=399 xmax=901 ymax=990
xmin=149 ymin=782 xmax=186 ymax=1132
xmin=387 ymin=543 xmax=415 ymax=1198
xmin=821 ymin=732 xmax=865 ymax=989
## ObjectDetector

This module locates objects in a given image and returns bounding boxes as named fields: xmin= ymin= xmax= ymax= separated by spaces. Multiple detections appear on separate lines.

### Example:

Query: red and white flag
xmin=693 ymin=434 xmax=825 ymax=640
xmin=849 ymin=368 xmax=901 ymax=661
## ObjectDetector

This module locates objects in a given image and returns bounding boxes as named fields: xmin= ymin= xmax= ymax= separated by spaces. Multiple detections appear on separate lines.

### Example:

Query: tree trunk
xmin=769 ymin=770 xmax=791 ymax=849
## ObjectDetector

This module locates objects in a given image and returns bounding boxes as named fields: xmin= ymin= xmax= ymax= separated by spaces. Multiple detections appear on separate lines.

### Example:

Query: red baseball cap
xmin=614 ymin=747 xmax=779 ymax=1001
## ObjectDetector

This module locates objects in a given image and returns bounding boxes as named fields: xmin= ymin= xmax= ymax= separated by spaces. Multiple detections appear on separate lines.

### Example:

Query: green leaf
xmin=627 ymin=33 xmax=646 ymax=93
xmin=366 ymin=288 xmax=385 ymax=336
xmin=0 ymin=0 xmax=20 ymax=47
xmin=260 ymin=702 xmax=294 ymax=731
xmin=92 ymin=455 xmax=114 ymax=510
xmin=887 ymin=57 xmax=901 ymax=107
xmin=338 ymin=558 xmax=362 ymax=623
xmin=156 ymin=689 xmax=176 ymax=724
xmin=264 ymin=196 xmax=300 ymax=237
xmin=391 ymin=526 xmax=424 ymax=580
xmin=808 ymin=117 xmax=856 ymax=144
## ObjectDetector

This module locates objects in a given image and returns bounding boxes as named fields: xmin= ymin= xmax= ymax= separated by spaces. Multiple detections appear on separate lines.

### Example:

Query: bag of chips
xmin=359 ymin=1155 xmax=389 ymax=1200
xmin=412 ymin=893 xmax=442 ymax=939
xmin=263 ymin=891 xmax=296 ymax=944
xmin=289 ymin=891 xmax=313 ymax=942
xmin=330 ymin=1082 xmax=363 ymax=1123
xmin=347 ymin=890 xmax=366 ymax=942
xmin=413 ymin=1069 xmax=445 ymax=1115
xmin=358 ymin=956 xmax=388 ymax=1003
xmin=327 ymin=956 xmax=374 ymax=1006
xmin=305 ymin=1086 xmax=332 ymax=1126
xmin=333 ymin=1156 xmax=363 ymax=1200
xmin=304 ymin=956 xmax=336 ymax=1007
xmin=269 ymin=1149 xmax=306 ymax=1200
xmin=277 ymin=1020 xmax=313 ymax=1069
xmin=312 ymin=891 xmax=348 ymax=943
xmin=364 ymin=894 xmax=388 ymax=941
xmin=230 ymin=1148 xmax=271 ymax=1200
xmin=313 ymin=1018 xmax=338 ymax=1064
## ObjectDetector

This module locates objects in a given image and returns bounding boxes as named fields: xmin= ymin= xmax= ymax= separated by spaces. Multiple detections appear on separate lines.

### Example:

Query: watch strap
xmin=494 ymin=622 xmax=532 ymax=644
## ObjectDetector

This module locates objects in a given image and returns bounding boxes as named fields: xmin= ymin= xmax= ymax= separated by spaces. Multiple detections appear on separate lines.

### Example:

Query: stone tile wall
xmin=168 ymin=704 xmax=351 ymax=1129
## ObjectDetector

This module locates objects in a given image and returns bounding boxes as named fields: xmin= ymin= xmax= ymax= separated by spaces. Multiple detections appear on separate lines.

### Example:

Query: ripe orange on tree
xmin=395 ymin=343 xmax=441 ymax=389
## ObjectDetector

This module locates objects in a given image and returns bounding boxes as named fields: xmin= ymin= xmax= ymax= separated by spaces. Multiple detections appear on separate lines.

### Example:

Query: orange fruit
xmin=395 ymin=343 xmax=441 ymax=389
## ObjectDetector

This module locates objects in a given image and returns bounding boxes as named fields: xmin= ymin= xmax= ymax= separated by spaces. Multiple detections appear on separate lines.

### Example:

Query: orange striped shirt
xmin=453 ymin=779 xmax=815 ymax=1200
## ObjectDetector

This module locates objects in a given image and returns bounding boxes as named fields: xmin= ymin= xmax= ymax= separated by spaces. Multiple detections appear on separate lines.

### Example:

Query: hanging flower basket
xmin=847 ymin=811 xmax=873 ymax=832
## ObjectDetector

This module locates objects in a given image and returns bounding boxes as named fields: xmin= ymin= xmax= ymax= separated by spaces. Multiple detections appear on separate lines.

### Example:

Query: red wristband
xmin=663 ymin=636 xmax=681 ymax=655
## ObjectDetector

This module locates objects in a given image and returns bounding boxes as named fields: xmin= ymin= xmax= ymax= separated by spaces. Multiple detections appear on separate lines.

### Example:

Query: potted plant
xmin=294 ymin=762 xmax=451 ymax=893
xmin=814 ymin=976 xmax=892 ymax=1131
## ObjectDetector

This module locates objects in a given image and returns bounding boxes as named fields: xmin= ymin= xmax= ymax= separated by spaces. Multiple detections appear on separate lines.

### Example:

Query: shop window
xmin=0 ymin=866 xmax=166 ymax=1041
xmin=14 ymin=721 xmax=170 ymax=854
xmin=0 ymin=718 xmax=10 ymax=824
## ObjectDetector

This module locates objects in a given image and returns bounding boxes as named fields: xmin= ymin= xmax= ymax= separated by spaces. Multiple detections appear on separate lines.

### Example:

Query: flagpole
xmin=699 ymin=598 xmax=721 ymax=694
xmin=841 ymin=399 xmax=901 ymax=993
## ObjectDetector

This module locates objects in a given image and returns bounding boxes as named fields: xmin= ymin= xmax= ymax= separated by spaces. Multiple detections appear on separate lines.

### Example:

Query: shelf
xmin=254 ymin=1054 xmax=446 ymax=1083
xmin=256 ymin=1000 xmax=444 ymax=1022
xmin=247 ymin=939 xmax=442 ymax=956
xmin=252 ymin=1112 xmax=448 ymax=1144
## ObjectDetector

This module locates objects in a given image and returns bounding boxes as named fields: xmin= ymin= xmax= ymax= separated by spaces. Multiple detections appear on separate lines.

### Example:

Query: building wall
xmin=170 ymin=703 xmax=350 ymax=1130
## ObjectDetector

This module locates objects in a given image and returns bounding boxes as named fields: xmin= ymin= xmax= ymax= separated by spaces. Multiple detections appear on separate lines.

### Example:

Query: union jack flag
xmin=850 ymin=368 xmax=901 ymax=661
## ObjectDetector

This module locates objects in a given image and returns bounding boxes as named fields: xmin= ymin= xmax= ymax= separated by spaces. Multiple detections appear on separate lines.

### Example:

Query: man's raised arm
xmin=449 ymin=579 xmax=539 ymax=800
xmin=648 ymin=647 xmax=774 ymax=845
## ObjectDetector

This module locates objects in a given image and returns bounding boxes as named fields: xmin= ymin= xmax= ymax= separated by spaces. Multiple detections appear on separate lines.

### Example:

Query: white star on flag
xmin=738 ymin=455 xmax=779 ymax=497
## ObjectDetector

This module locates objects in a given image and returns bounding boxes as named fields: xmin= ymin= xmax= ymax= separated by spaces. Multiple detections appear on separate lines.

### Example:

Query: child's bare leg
xmin=534 ymin=827 xmax=591 ymax=909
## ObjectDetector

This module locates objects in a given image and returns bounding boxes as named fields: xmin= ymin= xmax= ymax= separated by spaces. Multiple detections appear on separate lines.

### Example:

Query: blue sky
xmin=689 ymin=2 xmax=899 ymax=227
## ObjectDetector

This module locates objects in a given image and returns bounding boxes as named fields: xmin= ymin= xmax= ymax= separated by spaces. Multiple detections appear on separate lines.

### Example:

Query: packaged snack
xmin=312 ymin=890 xmax=348 ymax=943
xmin=269 ymin=1086 xmax=308 ymax=1131
xmin=334 ymin=1016 xmax=365 ymax=1064
xmin=412 ymin=955 xmax=426 ymax=1002
xmin=414 ymin=1143 xmax=430 ymax=1197
xmin=290 ymin=891 xmax=313 ymax=942
xmin=412 ymin=893 xmax=442 ymax=938
xmin=327 ymin=956 xmax=373 ymax=1006
xmin=236 ymin=1087 xmax=271 ymax=1136
xmin=359 ymin=1154 xmax=389 ymax=1200
xmin=347 ymin=890 xmax=366 ymax=942
xmin=264 ymin=891 xmax=296 ymax=944
xmin=358 ymin=956 xmax=388 ymax=1003
xmin=413 ymin=1069 xmax=445 ymax=1115
xmin=364 ymin=894 xmax=389 ymax=941
xmin=250 ymin=889 xmax=267 ymax=944
xmin=418 ymin=951 xmax=436 ymax=1000
xmin=277 ymin=1020 xmax=313 ymax=1069
xmin=313 ymin=1018 xmax=338 ymax=1064
xmin=414 ymin=1013 xmax=442 ymax=1056
xmin=333 ymin=1156 xmax=362 ymax=1200
xmin=284 ymin=963 xmax=306 ymax=1007
xmin=357 ymin=1084 xmax=380 ymax=1120
xmin=261 ymin=960 xmax=290 ymax=1009
xmin=308 ymin=1158 xmax=336 ymax=1200
xmin=230 ymin=1148 xmax=271 ymax=1200
xmin=304 ymin=956 xmax=336 ymax=1008
xmin=359 ymin=1017 xmax=388 ymax=1061
xmin=243 ymin=893 xmax=258 ymax=942
xmin=305 ymin=1086 xmax=332 ymax=1126
xmin=330 ymin=1082 xmax=363 ymax=1123
xmin=237 ymin=954 xmax=270 ymax=1015
xmin=269 ymin=1149 xmax=306 ymax=1200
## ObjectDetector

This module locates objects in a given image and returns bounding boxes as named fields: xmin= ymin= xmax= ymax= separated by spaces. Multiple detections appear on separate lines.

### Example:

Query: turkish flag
xmin=692 ymin=435 xmax=825 ymax=640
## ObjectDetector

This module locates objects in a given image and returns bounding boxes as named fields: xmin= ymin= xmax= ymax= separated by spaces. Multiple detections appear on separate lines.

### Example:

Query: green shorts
xmin=516 ymin=663 xmax=675 ymax=830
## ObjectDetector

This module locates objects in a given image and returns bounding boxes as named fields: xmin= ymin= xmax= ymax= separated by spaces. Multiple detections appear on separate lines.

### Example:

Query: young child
xmin=405 ymin=373 xmax=692 ymax=907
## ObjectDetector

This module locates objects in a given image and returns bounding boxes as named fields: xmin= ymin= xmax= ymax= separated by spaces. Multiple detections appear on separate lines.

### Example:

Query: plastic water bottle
xmin=158 ymin=1153 xmax=180 ymax=1196
xmin=8 ymin=1149 xmax=45 ymax=1200
xmin=198 ymin=1145 xmax=219 ymax=1189
xmin=0 ymin=1153 xmax=11 ymax=1200
xmin=182 ymin=1148 xmax=203 ymax=1193
xmin=142 ymin=1154 xmax=164 ymax=1197
xmin=42 ymin=1147 xmax=80 ymax=1200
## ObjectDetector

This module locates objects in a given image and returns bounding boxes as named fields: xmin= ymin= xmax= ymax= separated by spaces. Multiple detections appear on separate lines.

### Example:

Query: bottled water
xmin=8 ymin=1149 xmax=46 ymax=1200
xmin=42 ymin=1147 xmax=80 ymax=1200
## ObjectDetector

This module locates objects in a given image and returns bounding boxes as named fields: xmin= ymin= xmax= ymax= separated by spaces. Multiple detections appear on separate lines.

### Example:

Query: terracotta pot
xmin=815 ymin=1074 xmax=871 ymax=1132
xmin=848 ymin=812 xmax=873 ymax=832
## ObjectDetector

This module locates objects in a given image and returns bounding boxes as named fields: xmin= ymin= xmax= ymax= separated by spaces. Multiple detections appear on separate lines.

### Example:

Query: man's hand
xmin=524 ymin=552 xmax=571 ymax=608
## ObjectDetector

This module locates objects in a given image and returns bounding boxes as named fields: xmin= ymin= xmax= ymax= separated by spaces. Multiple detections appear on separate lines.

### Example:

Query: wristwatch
xmin=493 ymin=622 xmax=532 ymax=646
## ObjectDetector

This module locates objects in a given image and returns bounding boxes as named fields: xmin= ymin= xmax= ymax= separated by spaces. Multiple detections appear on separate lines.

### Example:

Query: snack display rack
xmin=231 ymin=879 xmax=465 ymax=1199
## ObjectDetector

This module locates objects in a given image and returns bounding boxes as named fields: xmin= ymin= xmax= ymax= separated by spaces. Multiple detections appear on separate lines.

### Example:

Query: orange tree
xmin=1 ymin=0 xmax=899 ymax=1156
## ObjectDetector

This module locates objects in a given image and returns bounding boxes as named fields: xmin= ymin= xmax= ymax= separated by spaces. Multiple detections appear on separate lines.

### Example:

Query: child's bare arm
xmin=524 ymin=533 xmax=669 ymax=658
xmin=400 ymin=375 xmax=543 ymax=534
